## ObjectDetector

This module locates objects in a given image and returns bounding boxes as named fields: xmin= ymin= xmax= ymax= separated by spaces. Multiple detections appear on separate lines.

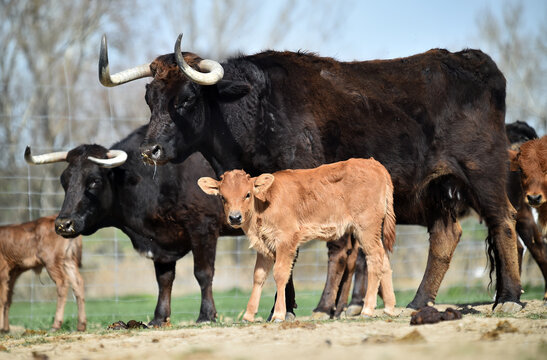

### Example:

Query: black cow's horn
xmin=99 ymin=34 xmax=153 ymax=87
xmin=88 ymin=150 xmax=128 ymax=168
xmin=174 ymin=33 xmax=224 ymax=85
xmin=24 ymin=146 xmax=68 ymax=165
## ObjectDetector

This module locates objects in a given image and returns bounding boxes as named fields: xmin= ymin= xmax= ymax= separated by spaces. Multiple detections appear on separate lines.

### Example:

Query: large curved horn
xmin=99 ymin=34 xmax=153 ymax=87
xmin=174 ymin=33 xmax=224 ymax=85
xmin=25 ymin=146 xmax=68 ymax=165
xmin=88 ymin=150 xmax=128 ymax=168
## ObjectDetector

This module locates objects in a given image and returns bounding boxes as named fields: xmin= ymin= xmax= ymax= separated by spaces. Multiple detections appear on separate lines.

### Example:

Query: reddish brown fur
xmin=198 ymin=158 xmax=396 ymax=321
xmin=0 ymin=216 xmax=85 ymax=332
xmin=509 ymin=136 xmax=547 ymax=231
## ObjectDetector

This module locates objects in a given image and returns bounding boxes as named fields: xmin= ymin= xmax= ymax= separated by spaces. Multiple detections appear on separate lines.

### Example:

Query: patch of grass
xmin=7 ymin=285 xmax=545 ymax=331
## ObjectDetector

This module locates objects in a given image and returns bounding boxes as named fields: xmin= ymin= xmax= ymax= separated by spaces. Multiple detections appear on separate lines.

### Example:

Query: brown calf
xmin=0 ymin=216 xmax=85 ymax=332
xmin=509 ymin=136 xmax=547 ymax=231
xmin=198 ymin=158 xmax=396 ymax=321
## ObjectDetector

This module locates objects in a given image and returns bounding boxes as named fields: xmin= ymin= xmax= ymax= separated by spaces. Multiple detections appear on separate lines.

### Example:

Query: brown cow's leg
xmin=312 ymin=234 xmax=353 ymax=319
xmin=516 ymin=206 xmax=547 ymax=302
xmin=64 ymin=261 xmax=86 ymax=331
xmin=46 ymin=265 xmax=69 ymax=331
xmin=243 ymin=252 xmax=274 ymax=322
xmin=271 ymin=244 xmax=297 ymax=322
xmin=150 ymin=261 xmax=176 ymax=327
xmin=379 ymin=253 xmax=396 ymax=315
xmin=408 ymin=218 xmax=462 ymax=309
xmin=346 ymin=250 xmax=367 ymax=316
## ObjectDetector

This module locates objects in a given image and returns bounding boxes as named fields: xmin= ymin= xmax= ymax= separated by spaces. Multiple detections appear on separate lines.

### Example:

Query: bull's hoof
xmin=493 ymin=301 xmax=523 ymax=313
xmin=346 ymin=304 xmax=363 ymax=317
xmin=310 ymin=311 xmax=330 ymax=321
xmin=285 ymin=312 xmax=296 ymax=322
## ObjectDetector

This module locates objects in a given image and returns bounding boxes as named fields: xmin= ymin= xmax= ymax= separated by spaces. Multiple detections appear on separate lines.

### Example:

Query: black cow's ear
xmin=216 ymin=80 xmax=251 ymax=100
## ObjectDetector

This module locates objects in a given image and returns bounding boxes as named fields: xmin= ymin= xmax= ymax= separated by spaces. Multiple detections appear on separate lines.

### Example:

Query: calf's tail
xmin=382 ymin=173 xmax=396 ymax=253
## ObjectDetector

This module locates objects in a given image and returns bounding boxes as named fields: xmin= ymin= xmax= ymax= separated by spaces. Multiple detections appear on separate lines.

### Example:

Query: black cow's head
xmin=25 ymin=145 xmax=127 ymax=237
xmin=98 ymin=34 xmax=249 ymax=166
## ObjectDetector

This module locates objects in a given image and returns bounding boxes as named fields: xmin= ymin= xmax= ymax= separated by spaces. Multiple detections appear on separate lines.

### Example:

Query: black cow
xmin=99 ymin=34 xmax=522 ymax=312
xmin=25 ymin=125 xmax=239 ymax=325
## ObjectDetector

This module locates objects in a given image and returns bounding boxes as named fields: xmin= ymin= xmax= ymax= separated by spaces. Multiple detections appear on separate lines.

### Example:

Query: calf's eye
xmin=245 ymin=192 xmax=251 ymax=199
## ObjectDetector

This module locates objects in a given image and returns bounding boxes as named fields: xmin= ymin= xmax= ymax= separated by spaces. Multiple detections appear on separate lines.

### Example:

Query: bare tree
xmin=476 ymin=2 xmax=547 ymax=131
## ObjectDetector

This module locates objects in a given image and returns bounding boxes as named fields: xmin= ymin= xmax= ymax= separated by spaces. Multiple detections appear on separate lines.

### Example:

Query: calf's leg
xmin=271 ymin=245 xmax=298 ymax=322
xmin=515 ymin=205 xmax=547 ymax=302
xmin=46 ymin=265 xmax=69 ymax=331
xmin=243 ymin=252 xmax=274 ymax=322
xmin=0 ymin=266 xmax=13 ymax=332
xmin=379 ymin=253 xmax=396 ymax=315
xmin=64 ymin=261 xmax=86 ymax=331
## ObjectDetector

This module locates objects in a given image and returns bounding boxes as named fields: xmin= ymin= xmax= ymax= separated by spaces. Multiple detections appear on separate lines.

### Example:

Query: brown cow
xmin=198 ymin=158 xmax=396 ymax=321
xmin=0 ymin=216 xmax=86 ymax=332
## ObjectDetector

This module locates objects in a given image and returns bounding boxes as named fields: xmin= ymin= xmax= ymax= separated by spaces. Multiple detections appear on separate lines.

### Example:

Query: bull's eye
xmin=245 ymin=192 xmax=251 ymax=199
xmin=87 ymin=179 xmax=101 ymax=190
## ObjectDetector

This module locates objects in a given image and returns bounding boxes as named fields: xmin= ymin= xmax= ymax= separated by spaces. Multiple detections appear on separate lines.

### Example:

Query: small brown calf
xmin=0 ymin=216 xmax=85 ymax=332
xmin=509 ymin=136 xmax=547 ymax=231
xmin=198 ymin=158 xmax=396 ymax=321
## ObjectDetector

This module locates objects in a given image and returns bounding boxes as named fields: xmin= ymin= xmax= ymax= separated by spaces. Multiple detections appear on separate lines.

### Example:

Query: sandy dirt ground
xmin=1 ymin=300 xmax=545 ymax=360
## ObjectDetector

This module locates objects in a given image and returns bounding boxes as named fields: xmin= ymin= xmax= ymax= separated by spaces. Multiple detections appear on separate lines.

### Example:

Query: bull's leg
xmin=346 ymin=250 xmax=367 ymax=316
xmin=333 ymin=237 xmax=359 ymax=317
xmin=379 ymin=253 xmax=396 ymax=315
xmin=312 ymin=234 xmax=352 ymax=319
xmin=467 ymin=170 xmax=521 ymax=310
xmin=408 ymin=217 xmax=462 ymax=309
xmin=243 ymin=252 xmax=274 ymax=322
xmin=271 ymin=245 xmax=297 ymax=322
xmin=516 ymin=206 xmax=547 ymax=302
xmin=64 ymin=261 xmax=86 ymax=331
xmin=149 ymin=261 xmax=176 ymax=327
xmin=191 ymin=232 xmax=218 ymax=323
xmin=46 ymin=266 xmax=69 ymax=331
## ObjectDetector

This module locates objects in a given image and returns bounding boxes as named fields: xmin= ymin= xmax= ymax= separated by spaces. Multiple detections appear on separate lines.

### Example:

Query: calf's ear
xmin=253 ymin=173 xmax=274 ymax=201
xmin=198 ymin=177 xmax=220 ymax=196
xmin=507 ymin=149 xmax=520 ymax=171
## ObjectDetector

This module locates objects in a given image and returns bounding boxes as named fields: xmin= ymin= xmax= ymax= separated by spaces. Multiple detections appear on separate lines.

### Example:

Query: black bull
xmin=27 ymin=126 xmax=235 ymax=324
xmin=103 ymin=37 xmax=522 ymax=310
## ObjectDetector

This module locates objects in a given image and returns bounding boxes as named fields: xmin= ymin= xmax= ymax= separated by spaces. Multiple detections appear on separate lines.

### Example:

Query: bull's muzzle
xmin=140 ymin=144 xmax=166 ymax=165
xmin=55 ymin=217 xmax=76 ymax=236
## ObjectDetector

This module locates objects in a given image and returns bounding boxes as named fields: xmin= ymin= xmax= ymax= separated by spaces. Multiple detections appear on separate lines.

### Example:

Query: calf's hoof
xmin=346 ymin=304 xmax=363 ymax=317
xmin=493 ymin=301 xmax=523 ymax=313
xmin=310 ymin=311 xmax=330 ymax=321
xmin=383 ymin=307 xmax=396 ymax=316
xmin=77 ymin=323 xmax=87 ymax=332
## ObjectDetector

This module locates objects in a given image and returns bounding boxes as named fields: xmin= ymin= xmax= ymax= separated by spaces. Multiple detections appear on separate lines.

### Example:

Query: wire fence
xmin=0 ymin=75 xmax=544 ymax=327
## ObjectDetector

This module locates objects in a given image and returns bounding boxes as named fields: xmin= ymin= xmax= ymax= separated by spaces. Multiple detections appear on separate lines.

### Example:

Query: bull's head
xmin=198 ymin=170 xmax=274 ymax=228
xmin=508 ymin=136 xmax=547 ymax=208
xmin=25 ymin=145 xmax=127 ymax=237
xmin=98 ymin=34 xmax=247 ymax=165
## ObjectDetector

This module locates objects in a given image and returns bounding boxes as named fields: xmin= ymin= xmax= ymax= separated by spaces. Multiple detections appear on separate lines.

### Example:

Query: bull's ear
xmin=253 ymin=173 xmax=274 ymax=201
xmin=197 ymin=177 xmax=220 ymax=196
xmin=216 ymin=80 xmax=250 ymax=100
xmin=508 ymin=149 xmax=520 ymax=171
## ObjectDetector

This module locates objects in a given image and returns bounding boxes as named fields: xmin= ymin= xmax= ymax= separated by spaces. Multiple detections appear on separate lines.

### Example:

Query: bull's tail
xmin=382 ymin=172 xmax=396 ymax=253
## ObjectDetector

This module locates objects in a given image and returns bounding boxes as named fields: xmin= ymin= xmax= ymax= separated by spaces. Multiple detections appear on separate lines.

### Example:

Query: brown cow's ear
xmin=197 ymin=177 xmax=220 ymax=196
xmin=253 ymin=173 xmax=274 ymax=202
xmin=507 ymin=149 xmax=520 ymax=171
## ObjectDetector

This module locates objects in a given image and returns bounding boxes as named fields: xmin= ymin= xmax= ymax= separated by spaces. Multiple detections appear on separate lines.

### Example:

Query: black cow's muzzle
xmin=55 ymin=217 xmax=77 ymax=237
